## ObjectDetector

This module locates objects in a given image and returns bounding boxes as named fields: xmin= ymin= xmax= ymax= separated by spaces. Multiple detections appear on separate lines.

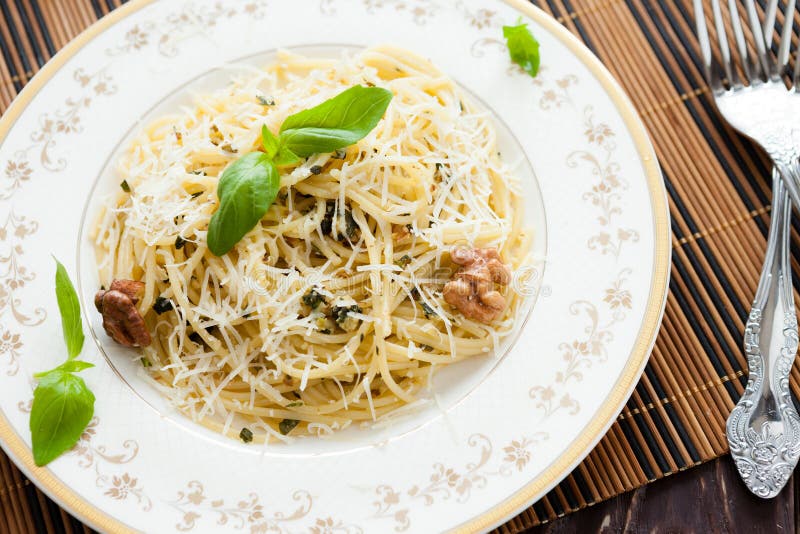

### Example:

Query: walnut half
xmin=442 ymin=247 xmax=511 ymax=324
xmin=94 ymin=280 xmax=151 ymax=348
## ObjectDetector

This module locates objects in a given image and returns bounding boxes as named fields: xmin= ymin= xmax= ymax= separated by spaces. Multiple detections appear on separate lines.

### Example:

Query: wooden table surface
xmin=526 ymin=457 xmax=795 ymax=533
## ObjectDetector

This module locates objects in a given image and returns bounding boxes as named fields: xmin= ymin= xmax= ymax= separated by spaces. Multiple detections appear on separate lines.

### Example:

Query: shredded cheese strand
xmin=94 ymin=46 xmax=532 ymax=443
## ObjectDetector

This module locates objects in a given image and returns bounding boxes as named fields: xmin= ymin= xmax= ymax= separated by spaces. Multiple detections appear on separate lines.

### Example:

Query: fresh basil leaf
xmin=33 ymin=351 xmax=94 ymax=379
xmin=208 ymin=152 xmax=279 ymax=256
xmin=30 ymin=370 xmax=95 ymax=466
xmin=503 ymin=19 xmax=540 ymax=78
xmin=279 ymin=85 xmax=392 ymax=157
xmin=53 ymin=258 xmax=84 ymax=360
xmin=214 ymin=152 xmax=272 ymax=200
xmin=34 ymin=360 xmax=95 ymax=379
xmin=272 ymin=145 xmax=300 ymax=167
xmin=52 ymin=360 xmax=94 ymax=373
xmin=261 ymin=125 xmax=279 ymax=159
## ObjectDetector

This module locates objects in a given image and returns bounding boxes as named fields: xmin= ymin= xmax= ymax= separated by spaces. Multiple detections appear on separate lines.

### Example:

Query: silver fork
xmin=695 ymin=0 xmax=800 ymax=498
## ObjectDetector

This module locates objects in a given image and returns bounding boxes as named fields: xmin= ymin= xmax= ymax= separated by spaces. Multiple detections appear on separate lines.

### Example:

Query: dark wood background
xmin=529 ymin=458 xmax=796 ymax=533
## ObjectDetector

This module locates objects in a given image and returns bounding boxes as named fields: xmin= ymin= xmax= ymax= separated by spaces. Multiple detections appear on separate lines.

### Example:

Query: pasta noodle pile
xmin=92 ymin=46 xmax=532 ymax=442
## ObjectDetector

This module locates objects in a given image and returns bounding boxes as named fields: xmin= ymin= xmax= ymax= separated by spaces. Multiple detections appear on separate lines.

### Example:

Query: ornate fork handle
xmin=726 ymin=173 xmax=800 ymax=498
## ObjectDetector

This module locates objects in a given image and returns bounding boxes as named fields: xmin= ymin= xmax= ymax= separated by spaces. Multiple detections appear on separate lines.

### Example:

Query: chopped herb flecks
xmin=239 ymin=427 xmax=253 ymax=443
xmin=395 ymin=254 xmax=412 ymax=269
xmin=120 ymin=180 xmax=130 ymax=193
xmin=302 ymin=289 xmax=326 ymax=309
xmin=153 ymin=296 xmax=173 ymax=314
xmin=420 ymin=302 xmax=436 ymax=319
xmin=286 ymin=401 xmax=303 ymax=408
xmin=332 ymin=304 xmax=362 ymax=332
xmin=279 ymin=418 xmax=299 ymax=435
xmin=320 ymin=202 xmax=336 ymax=236
xmin=257 ymin=95 xmax=275 ymax=106
xmin=344 ymin=210 xmax=358 ymax=239
xmin=321 ymin=202 xmax=359 ymax=242
xmin=191 ymin=190 xmax=204 ymax=199
xmin=309 ymin=165 xmax=323 ymax=175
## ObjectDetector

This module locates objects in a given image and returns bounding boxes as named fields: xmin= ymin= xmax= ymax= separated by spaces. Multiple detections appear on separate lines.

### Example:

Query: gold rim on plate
xmin=0 ymin=1 xmax=670 ymax=532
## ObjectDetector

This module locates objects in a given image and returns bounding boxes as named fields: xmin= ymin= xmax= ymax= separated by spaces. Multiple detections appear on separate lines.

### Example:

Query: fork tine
xmin=777 ymin=0 xmax=796 ymax=71
xmin=728 ymin=0 xmax=752 ymax=84
xmin=695 ymin=0 xmax=725 ymax=92
xmin=711 ymin=0 xmax=741 ymax=88
xmin=744 ymin=0 xmax=778 ymax=81
xmin=786 ymin=0 xmax=800 ymax=90
xmin=763 ymin=0 xmax=778 ymax=46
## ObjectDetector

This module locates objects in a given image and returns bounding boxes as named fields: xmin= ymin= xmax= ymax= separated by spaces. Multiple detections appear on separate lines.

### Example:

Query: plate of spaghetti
xmin=0 ymin=1 xmax=669 ymax=532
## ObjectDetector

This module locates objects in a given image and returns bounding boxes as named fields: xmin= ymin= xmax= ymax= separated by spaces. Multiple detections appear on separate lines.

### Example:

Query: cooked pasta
xmin=91 ymin=46 xmax=532 ymax=442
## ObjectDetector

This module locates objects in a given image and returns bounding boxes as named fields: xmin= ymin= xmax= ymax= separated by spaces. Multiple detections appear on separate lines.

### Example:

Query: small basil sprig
xmin=54 ymin=259 xmax=84 ymax=360
xmin=207 ymin=85 xmax=393 ymax=256
xmin=207 ymin=152 xmax=280 ymax=256
xmin=279 ymin=85 xmax=393 ymax=157
xmin=30 ymin=258 xmax=95 ymax=467
xmin=503 ymin=18 xmax=541 ymax=78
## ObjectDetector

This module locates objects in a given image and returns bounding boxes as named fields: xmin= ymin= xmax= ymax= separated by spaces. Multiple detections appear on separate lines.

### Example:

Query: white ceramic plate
xmin=0 ymin=1 xmax=669 ymax=532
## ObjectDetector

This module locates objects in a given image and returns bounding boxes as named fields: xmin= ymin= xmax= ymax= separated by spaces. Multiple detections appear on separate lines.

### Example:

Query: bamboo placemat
xmin=0 ymin=0 xmax=797 ymax=532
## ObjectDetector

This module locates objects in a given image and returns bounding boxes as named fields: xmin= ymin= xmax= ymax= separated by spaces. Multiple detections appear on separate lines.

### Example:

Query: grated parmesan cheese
xmin=93 ymin=46 xmax=532 ymax=443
